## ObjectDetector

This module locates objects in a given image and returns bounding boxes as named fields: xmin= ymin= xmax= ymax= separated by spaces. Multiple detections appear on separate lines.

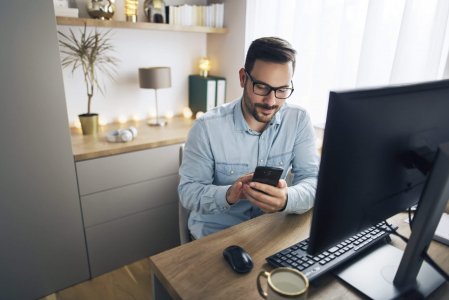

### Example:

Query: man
xmin=179 ymin=37 xmax=319 ymax=239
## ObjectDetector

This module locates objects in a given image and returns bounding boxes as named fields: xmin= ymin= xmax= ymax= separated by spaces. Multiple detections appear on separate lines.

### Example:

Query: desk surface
xmin=149 ymin=211 xmax=449 ymax=300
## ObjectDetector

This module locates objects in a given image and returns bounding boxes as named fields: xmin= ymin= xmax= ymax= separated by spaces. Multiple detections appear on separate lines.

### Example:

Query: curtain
xmin=245 ymin=0 xmax=449 ymax=125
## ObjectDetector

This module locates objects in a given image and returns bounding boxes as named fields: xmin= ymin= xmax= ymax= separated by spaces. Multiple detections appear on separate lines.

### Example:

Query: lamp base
xmin=147 ymin=118 xmax=167 ymax=127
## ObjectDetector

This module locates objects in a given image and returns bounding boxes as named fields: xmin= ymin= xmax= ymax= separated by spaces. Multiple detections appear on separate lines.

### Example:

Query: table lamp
xmin=139 ymin=67 xmax=171 ymax=126
xmin=198 ymin=57 xmax=211 ymax=77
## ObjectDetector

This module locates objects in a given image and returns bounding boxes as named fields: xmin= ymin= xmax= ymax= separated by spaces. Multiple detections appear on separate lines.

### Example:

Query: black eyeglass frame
xmin=244 ymin=70 xmax=294 ymax=99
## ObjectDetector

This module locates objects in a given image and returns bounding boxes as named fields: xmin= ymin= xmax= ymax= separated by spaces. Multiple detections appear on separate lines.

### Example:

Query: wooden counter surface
xmin=70 ymin=117 xmax=194 ymax=161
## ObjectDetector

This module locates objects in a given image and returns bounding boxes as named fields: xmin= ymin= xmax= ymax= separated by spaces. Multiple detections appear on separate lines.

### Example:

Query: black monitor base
xmin=335 ymin=244 xmax=445 ymax=299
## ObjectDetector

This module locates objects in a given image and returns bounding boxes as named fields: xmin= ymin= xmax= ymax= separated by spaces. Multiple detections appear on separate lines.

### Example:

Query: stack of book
xmin=189 ymin=75 xmax=226 ymax=115
xmin=53 ymin=0 xmax=79 ymax=17
xmin=167 ymin=3 xmax=224 ymax=28
xmin=54 ymin=7 xmax=79 ymax=17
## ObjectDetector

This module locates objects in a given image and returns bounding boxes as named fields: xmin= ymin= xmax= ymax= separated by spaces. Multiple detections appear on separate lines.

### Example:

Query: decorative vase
xmin=86 ymin=0 xmax=116 ymax=20
xmin=144 ymin=0 xmax=166 ymax=23
xmin=79 ymin=113 xmax=99 ymax=135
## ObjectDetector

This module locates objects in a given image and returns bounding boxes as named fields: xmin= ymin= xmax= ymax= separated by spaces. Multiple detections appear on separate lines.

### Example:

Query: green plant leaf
xmin=58 ymin=23 xmax=120 ymax=114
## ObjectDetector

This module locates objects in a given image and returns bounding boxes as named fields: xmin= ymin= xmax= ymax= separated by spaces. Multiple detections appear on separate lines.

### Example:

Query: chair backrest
xmin=178 ymin=144 xmax=191 ymax=244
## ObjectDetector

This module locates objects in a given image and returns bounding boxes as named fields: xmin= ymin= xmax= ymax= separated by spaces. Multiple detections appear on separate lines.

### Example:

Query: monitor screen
xmin=308 ymin=79 xmax=449 ymax=255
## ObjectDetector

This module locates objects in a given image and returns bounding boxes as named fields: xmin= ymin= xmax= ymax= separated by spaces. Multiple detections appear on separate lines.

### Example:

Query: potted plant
xmin=58 ymin=24 xmax=118 ymax=135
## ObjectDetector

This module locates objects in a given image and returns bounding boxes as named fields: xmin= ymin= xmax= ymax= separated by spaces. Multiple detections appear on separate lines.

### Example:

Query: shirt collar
xmin=233 ymin=98 xmax=248 ymax=132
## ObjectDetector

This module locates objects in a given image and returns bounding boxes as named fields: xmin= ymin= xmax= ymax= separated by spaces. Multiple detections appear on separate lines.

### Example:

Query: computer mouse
xmin=223 ymin=245 xmax=253 ymax=273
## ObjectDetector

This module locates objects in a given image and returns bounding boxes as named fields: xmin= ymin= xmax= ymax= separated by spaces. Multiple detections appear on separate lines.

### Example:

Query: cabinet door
xmin=76 ymin=144 xmax=179 ymax=195
xmin=86 ymin=203 xmax=179 ymax=277
xmin=0 ymin=2 xmax=89 ymax=299
xmin=82 ymin=174 xmax=179 ymax=228
xmin=76 ymin=144 xmax=182 ymax=277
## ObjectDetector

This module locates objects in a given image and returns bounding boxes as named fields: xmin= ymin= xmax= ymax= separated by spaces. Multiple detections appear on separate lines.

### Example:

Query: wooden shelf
xmin=56 ymin=16 xmax=227 ymax=34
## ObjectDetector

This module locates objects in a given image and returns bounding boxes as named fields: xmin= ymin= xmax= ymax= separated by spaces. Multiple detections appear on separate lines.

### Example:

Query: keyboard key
xmin=328 ymin=246 xmax=339 ymax=253
xmin=281 ymin=249 xmax=291 ymax=255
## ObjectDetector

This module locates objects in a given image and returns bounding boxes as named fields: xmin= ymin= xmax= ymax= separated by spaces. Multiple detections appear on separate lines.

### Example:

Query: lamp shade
xmin=139 ymin=67 xmax=171 ymax=89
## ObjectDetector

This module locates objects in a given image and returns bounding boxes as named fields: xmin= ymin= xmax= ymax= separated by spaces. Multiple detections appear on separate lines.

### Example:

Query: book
xmin=54 ymin=7 xmax=79 ymax=17
xmin=54 ymin=0 xmax=69 ymax=9
xmin=434 ymin=212 xmax=449 ymax=246
xmin=166 ymin=3 xmax=224 ymax=27
xmin=189 ymin=75 xmax=226 ymax=115
xmin=189 ymin=75 xmax=216 ymax=114
xmin=209 ymin=75 xmax=226 ymax=107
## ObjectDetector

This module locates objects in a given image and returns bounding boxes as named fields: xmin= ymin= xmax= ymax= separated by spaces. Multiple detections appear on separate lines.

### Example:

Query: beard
xmin=242 ymin=88 xmax=281 ymax=123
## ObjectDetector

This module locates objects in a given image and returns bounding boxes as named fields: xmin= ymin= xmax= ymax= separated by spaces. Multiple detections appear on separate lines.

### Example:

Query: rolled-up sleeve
xmin=283 ymin=111 xmax=320 ymax=213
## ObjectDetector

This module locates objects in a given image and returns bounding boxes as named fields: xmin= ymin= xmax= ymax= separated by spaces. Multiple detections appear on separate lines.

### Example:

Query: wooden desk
xmin=149 ymin=211 xmax=449 ymax=299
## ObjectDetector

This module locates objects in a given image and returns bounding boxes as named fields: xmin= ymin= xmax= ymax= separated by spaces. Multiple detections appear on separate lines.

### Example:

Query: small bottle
xmin=125 ymin=0 xmax=139 ymax=22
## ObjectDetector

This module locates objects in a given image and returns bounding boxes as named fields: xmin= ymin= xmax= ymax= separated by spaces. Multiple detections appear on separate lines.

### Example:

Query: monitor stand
xmin=334 ymin=243 xmax=445 ymax=299
xmin=336 ymin=143 xmax=449 ymax=299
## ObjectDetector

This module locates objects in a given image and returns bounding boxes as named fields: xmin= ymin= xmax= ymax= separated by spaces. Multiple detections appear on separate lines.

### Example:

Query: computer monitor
xmin=308 ymin=79 xmax=449 ymax=298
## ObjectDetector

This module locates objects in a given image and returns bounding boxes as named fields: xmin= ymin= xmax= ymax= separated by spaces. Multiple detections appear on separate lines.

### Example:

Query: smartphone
xmin=252 ymin=166 xmax=283 ymax=187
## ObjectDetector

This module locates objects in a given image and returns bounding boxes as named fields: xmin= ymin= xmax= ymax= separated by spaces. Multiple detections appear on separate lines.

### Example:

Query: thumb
xmin=227 ymin=181 xmax=243 ymax=203
xmin=277 ymin=179 xmax=288 ymax=188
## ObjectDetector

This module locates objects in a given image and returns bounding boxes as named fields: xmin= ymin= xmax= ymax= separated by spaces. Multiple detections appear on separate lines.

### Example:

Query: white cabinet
xmin=76 ymin=144 xmax=181 ymax=277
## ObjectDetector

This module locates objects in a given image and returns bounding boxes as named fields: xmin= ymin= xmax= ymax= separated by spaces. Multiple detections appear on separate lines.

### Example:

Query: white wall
xmin=59 ymin=26 xmax=207 ymax=124
xmin=208 ymin=0 xmax=247 ymax=101
xmin=62 ymin=0 xmax=210 ymax=125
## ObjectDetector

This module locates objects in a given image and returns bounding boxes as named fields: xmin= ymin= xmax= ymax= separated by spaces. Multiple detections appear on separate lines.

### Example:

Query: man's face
xmin=240 ymin=60 xmax=293 ymax=124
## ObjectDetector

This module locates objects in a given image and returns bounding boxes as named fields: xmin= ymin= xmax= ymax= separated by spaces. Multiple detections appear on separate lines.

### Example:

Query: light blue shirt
xmin=178 ymin=98 xmax=319 ymax=239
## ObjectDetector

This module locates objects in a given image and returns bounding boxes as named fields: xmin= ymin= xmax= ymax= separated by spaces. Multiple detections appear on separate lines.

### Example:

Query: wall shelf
xmin=56 ymin=17 xmax=227 ymax=34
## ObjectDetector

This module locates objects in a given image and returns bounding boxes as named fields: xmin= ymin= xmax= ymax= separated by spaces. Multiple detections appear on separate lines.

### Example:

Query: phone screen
xmin=252 ymin=166 xmax=283 ymax=187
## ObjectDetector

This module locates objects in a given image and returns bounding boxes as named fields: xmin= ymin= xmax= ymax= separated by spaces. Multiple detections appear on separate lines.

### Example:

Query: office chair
xmin=178 ymin=144 xmax=192 ymax=244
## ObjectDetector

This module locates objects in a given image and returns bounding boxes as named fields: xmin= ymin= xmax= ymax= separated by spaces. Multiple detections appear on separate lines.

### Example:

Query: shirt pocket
xmin=215 ymin=162 xmax=250 ymax=185
xmin=266 ymin=152 xmax=294 ymax=178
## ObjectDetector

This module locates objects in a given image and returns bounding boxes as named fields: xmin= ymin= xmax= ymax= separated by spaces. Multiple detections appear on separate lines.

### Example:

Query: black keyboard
xmin=266 ymin=222 xmax=397 ymax=282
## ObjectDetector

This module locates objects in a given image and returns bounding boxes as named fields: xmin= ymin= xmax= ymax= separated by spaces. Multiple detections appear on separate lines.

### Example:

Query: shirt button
xmin=230 ymin=170 xmax=234 ymax=175
xmin=280 ymin=162 xmax=283 ymax=165
xmin=260 ymin=159 xmax=263 ymax=163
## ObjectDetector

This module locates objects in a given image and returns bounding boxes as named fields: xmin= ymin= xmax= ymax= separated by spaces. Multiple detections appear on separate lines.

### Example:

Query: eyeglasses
xmin=245 ymin=70 xmax=294 ymax=99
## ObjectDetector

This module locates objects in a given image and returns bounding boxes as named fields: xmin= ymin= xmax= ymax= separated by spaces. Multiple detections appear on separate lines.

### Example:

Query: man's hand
xmin=242 ymin=179 xmax=288 ymax=213
xmin=226 ymin=173 xmax=253 ymax=205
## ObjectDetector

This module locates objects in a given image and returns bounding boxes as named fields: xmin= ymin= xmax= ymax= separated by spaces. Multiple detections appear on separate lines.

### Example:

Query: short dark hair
xmin=244 ymin=37 xmax=296 ymax=73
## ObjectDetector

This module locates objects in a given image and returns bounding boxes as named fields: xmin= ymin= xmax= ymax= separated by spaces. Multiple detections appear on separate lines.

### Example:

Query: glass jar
xmin=144 ymin=0 xmax=166 ymax=23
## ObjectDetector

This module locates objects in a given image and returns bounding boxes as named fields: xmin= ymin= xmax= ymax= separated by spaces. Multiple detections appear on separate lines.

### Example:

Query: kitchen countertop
xmin=70 ymin=117 xmax=194 ymax=161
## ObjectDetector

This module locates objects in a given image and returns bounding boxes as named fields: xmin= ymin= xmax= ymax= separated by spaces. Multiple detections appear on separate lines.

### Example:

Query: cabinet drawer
xmin=76 ymin=144 xmax=180 ymax=195
xmin=81 ymin=174 xmax=179 ymax=228
xmin=85 ymin=203 xmax=179 ymax=277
